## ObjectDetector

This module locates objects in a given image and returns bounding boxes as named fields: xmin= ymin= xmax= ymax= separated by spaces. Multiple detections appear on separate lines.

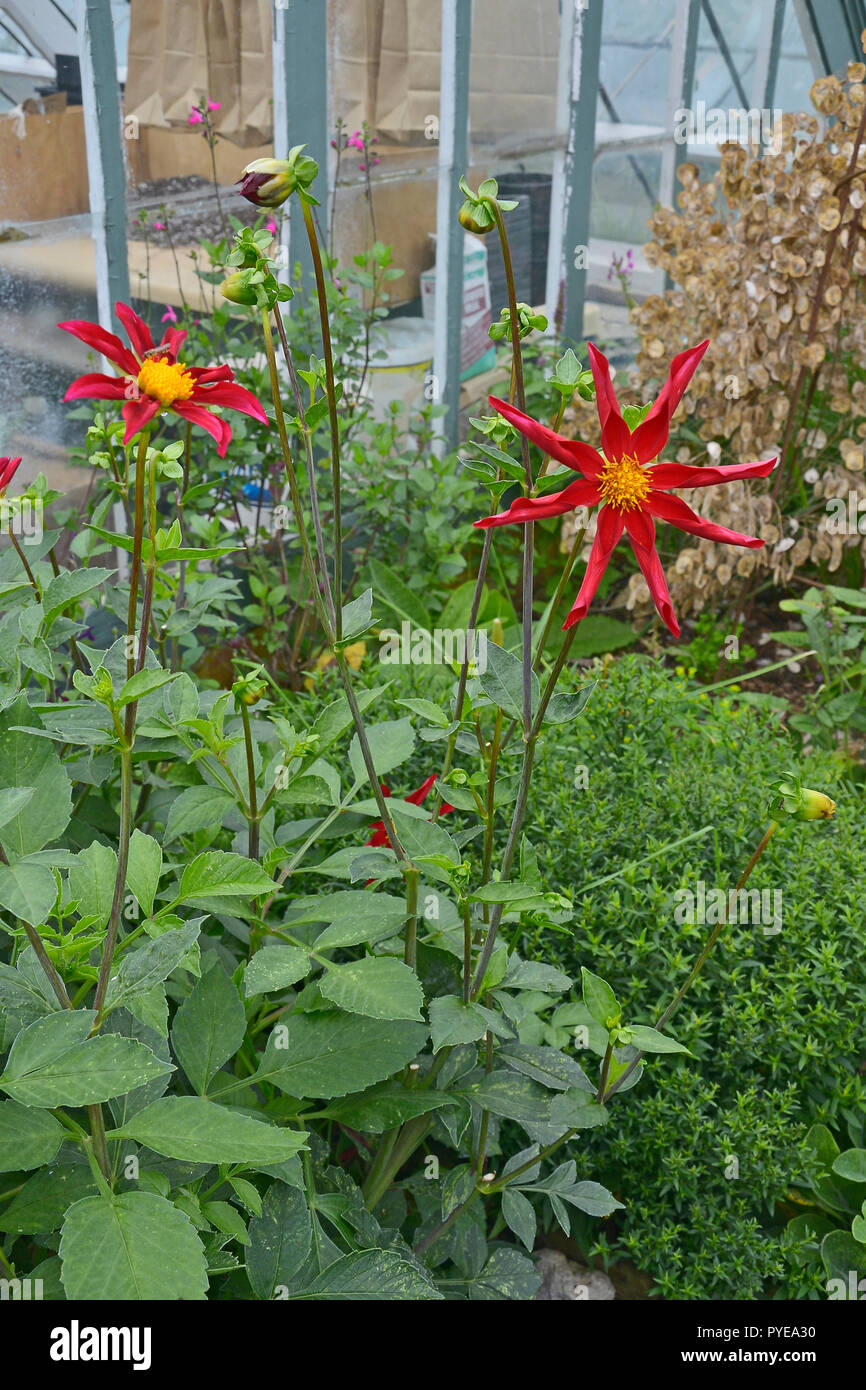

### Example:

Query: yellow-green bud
xmin=220 ymin=271 xmax=259 ymax=306
xmin=768 ymin=774 xmax=835 ymax=822
xmin=238 ymin=147 xmax=319 ymax=208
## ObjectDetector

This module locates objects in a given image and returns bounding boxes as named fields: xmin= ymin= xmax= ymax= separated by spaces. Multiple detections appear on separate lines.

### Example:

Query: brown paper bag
xmin=125 ymin=0 xmax=272 ymax=148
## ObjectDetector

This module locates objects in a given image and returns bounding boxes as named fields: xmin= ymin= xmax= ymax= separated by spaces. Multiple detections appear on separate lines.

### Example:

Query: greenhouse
xmin=0 ymin=0 xmax=863 ymax=1339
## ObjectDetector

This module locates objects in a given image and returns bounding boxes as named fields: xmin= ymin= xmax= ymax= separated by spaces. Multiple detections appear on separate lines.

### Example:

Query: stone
xmin=533 ymin=1248 xmax=616 ymax=1301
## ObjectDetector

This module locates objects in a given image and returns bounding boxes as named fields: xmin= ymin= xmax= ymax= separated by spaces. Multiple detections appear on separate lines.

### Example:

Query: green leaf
xmin=170 ymin=958 xmax=246 ymax=1094
xmin=67 ymin=840 xmax=117 ymax=930
xmin=321 ymin=1084 xmax=451 ymax=1134
xmin=0 ymin=786 xmax=35 ymax=830
xmin=545 ymin=683 xmax=596 ymax=724
xmin=0 ymin=961 xmax=57 ymax=1033
xmin=164 ymin=786 xmax=236 ymax=844
xmin=287 ymin=890 xmax=407 ymax=949
xmin=303 ymin=686 xmax=385 ymax=768
xmin=832 ymin=1150 xmax=866 ymax=1183
xmin=626 ymin=1024 xmax=692 ymax=1056
xmin=470 ymin=880 xmax=556 ymax=908
xmin=369 ymin=559 xmax=433 ymax=632
xmin=298 ymin=1249 xmax=441 ymax=1300
xmin=503 ymin=960 xmax=572 ymax=992
xmin=59 ymin=1191 xmax=208 ymax=1300
xmin=106 ymin=1097 xmax=307 ymax=1165
xmin=41 ymin=568 xmax=115 ymax=628
xmin=468 ymin=1247 xmax=540 ymax=1300
xmin=349 ymin=718 xmax=415 ymax=786
xmin=429 ymin=995 xmax=494 ymax=1051
xmin=255 ymin=1012 xmax=427 ymax=1099
xmin=395 ymin=697 xmax=450 ymax=728
xmin=467 ymin=1071 xmax=553 ymax=1125
xmin=479 ymin=644 xmax=538 ymax=722
xmin=548 ymin=1089 xmax=609 ymax=1129
xmin=116 ymin=668 xmax=180 ymax=707
xmin=498 ymin=1043 xmax=593 ymax=1093
xmin=0 ymin=1163 xmax=97 ymax=1234
xmin=555 ymin=1180 xmax=622 ymax=1218
xmin=567 ymin=615 xmax=636 ymax=657
xmin=319 ymin=957 xmax=424 ymax=1020
xmin=105 ymin=920 xmax=202 ymax=1014
xmin=0 ymin=1012 xmax=173 ymax=1107
xmin=247 ymin=1183 xmax=312 ymax=1299
xmin=0 ymin=698 xmax=72 ymax=855
xmin=0 ymin=1100 xmax=64 ymax=1171
xmin=244 ymin=946 xmax=311 ymax=998
xmin=581 ymin=967 xmax=621 ymax=1029
xmin=0 ymin=860 xmax=56 ymax=925
xmin=126 ymin=830 xmax=163 ymax=918
xmin=822 ymin=1230 xmax=866 ymax=1283
xmin=500 ymin=1189 xmax=537 ymax=1253
xmin=177 ymin=850 xmax=274 ymax=903
xmin=339 ymin=587 xmax=374 ymax=643
xmin=390 ymin=816 xmax=461 ymax=879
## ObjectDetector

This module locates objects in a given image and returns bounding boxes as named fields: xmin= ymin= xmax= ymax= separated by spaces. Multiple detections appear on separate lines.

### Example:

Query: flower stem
xmin=404 ymin=866 xmax=420 ymax=968
xmin=470 ymin=624 xmax=581 ymax=994
xmin=603 ymin=820 xmax=780 ymax=1100
xmin=300 ymin=197 xmax=343 ymax=639
xmin=240 ymin=701 xmax=259 ymax=860
xmin=260 ymin=304 xmax=404 ymax=861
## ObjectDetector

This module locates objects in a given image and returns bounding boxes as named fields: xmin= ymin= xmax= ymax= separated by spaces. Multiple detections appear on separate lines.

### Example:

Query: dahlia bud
xmin=233 ymin=676 xmax=267 ymax=708
xmin=457 ymin=175 xmax=517 ymax=236
xmin=458 ymin=199 xmax=495 ymax=235
xmin=768 ymin=773 xmax=835 ymax=822
xmin=0 ymin=456 xmax=22 ymax=497
xmin=238 ymin=146 xmax=319 ymax=208
xmin=220 ymin=271 xmax=259 ymax=306
xmin=488 ymin=304 xmax=548 ymax=341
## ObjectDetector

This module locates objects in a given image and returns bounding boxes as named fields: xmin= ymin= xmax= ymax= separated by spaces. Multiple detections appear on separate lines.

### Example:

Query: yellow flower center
xmin=598 ymin=453 xmax=651 ymax=512
xmin=137 ymin=356 xmax=195 ymax=407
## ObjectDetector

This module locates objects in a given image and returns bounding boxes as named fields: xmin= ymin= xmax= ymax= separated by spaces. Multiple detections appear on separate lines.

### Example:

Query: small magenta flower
xmin=188 ymin=108 xmax=203 ymax=125
xmin=266 ymin=218 xmax=277 ymax=236
xmin=207 ymin=100 xmax=220 ymax=112
xmin=161 ymin=305 xmax=178 ymax=323
xmin=153 ymin=221 xmax=165 ymax=231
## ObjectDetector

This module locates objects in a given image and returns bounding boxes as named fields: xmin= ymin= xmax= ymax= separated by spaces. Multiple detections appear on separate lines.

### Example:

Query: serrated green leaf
xmin=106 ymin=1096 xmax=307 ymax=1165
xmin=60 ymin=1191 xmax=208 ymax=1300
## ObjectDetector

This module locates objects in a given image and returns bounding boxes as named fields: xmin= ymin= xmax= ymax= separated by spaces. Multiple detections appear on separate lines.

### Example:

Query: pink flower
xmin=161 ymin=305 xmax=178 ymax=323
xmin=207 ymin=100 xmax=220 ymax=112
xmin=188 ymin=108 xmax=203 ymax=125
xmin=266 ymin=218 xmax=277 ymax=235
xmin=153 ymin=221 xmax=165 ymax=231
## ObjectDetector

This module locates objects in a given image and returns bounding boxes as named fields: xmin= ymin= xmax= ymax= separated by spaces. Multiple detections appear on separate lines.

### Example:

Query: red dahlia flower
xmin=59 ymin=302 xmax=268 ymax=457
xmin=475 ymin=340 xmax=777 ymax=637
xmin=366 ymin=775 xmax=454 ymax=848
xmin=0 ymin=457 xmax=22 ymax=496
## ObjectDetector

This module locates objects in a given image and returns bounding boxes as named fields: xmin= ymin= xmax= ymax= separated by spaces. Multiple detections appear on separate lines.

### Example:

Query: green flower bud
xmin=238 ymin=147 xmax=319 ymax=209
xmin=220 ymin=271 xmax=259 ymax=306
xmin=768 ymin=773 xmax=835 ymax=822
xmin=458 ymin=198 xmax=495 ymax=235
